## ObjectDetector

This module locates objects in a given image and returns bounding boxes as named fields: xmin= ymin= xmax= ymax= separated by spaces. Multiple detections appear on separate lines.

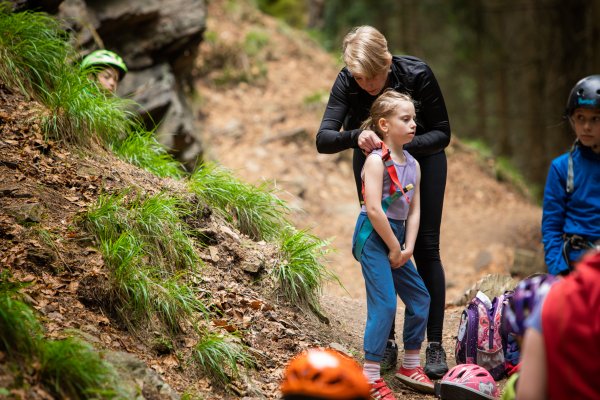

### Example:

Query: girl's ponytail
xmin=360 ymin=116 xmax=374 ymax=131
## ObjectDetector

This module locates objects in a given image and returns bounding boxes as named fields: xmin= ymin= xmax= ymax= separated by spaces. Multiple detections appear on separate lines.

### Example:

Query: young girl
xmin=351 ymin=90 xmax=433 ymax=398
xmin=80 ymin=49 xmax=128 ymax=94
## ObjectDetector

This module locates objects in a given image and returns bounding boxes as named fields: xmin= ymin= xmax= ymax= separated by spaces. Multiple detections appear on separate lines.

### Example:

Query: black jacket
xmin=316 ymin=55 xmax=451 ymax=200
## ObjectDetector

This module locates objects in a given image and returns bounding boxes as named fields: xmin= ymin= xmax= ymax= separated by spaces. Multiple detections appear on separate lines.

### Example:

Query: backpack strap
xmin=360 ymin=143 xmax=411 ymax=205
xmin=566 ymin=139 xmax=578 ymax=194
xmin=353 ymin=143 xmax=413 ymax=261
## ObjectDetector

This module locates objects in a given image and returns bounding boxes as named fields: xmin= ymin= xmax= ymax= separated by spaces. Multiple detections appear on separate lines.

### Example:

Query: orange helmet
xmin=280 ymin=348 xmax=371 ymax=400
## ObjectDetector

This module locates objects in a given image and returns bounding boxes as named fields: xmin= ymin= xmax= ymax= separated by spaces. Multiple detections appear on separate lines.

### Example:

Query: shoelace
xmin=427 ymin=345 xmax=445 ymax=364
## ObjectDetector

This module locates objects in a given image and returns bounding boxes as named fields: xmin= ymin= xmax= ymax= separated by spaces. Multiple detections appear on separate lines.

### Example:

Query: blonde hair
xmin=342 ymin=26 xmax=392 ymax=79
xmin=361 ymin=89 xmax=414 ymax=139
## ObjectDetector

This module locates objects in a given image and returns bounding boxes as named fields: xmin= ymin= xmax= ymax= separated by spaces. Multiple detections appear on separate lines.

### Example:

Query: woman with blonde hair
xmin=316 ymin=25 xmax=451 ymax=381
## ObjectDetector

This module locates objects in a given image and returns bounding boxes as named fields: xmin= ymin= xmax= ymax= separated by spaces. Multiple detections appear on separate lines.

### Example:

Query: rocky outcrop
xmin=10 ymin=0 xmax=206 ymax=170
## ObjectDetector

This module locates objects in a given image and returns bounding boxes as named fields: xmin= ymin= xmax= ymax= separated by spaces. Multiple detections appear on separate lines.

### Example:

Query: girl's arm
xmin=517 ymin=328 xmax=547 ymax=400
xmin=363 ymin=155 xmax=403 ymax=267
xmin=401 ymin=162 xmax=421 ymax=266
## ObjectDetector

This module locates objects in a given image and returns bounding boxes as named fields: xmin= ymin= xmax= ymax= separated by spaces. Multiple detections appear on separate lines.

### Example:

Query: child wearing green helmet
xmin=80 ymin=49 xmax=128 ymax=93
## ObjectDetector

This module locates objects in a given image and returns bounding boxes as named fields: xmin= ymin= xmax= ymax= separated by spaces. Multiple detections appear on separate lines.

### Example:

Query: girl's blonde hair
xmin=361 ymin=89 xmax=415 ymax=139
xmin=343 ymin=25 xmax=392 ymax=79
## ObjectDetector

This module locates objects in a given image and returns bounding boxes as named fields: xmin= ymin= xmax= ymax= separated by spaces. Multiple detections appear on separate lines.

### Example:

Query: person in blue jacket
xmin=542 ymin=75 xmax=600 ymax=276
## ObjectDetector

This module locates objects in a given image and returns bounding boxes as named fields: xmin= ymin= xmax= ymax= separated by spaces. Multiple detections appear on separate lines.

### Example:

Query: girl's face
xmin=352 ymin=68 xmax=389 ymax=96
xmin=96 ymin=67 xmax=120 ymax=93
xmin=379 ymin=101 xmax=417 ymax=147
xmin=571 ymin=108 xmax=600 ymax=152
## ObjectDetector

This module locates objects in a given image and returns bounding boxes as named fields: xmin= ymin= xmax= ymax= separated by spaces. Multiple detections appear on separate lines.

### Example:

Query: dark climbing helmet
xmin=80 ymin=49 xmax=128 ymax=80
xmin=566 ymin=75 xmax=600 ymax=116
xmin=502 ymin=274 xmax=558 ymax=338
xmin=437 ymin=364 xmax=499 ymax=400
xmin=280 ymin=348 xmax=371 ymax=400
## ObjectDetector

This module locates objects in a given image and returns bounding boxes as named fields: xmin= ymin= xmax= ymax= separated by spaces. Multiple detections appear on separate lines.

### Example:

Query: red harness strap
xmin=361 ymin=143 xmax=411 ymax=207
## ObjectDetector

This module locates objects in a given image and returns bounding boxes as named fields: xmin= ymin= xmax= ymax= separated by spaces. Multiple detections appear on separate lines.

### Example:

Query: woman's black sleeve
xmin=315 ymin=73 xmax=362 ymax=154
xmin=403 ymin=64 xmax=451 ymax=157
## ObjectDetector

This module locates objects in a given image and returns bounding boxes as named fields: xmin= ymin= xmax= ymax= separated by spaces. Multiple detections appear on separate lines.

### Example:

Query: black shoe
xmin=381 ymin=340 xmax=398 ymax=372
xmin=424 ymin=342 xmax=448 ymax=379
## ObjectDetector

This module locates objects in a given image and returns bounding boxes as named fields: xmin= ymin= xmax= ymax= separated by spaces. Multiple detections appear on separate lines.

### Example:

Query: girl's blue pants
xmin=352 ymin=212 xmax=430 ymax=362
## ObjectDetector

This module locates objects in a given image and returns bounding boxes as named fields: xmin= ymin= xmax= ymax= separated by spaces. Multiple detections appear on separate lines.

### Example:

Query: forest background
xmin=259 ymin=0 xmax=600 ymax=197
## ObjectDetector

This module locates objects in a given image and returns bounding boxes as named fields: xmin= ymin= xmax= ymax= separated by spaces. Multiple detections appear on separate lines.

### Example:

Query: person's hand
xmin=398 ymin=249 xmax=413 ymax=267
xmin=389 ymin=247 xmax=403 ymax=269
xmin=358 ymin=130 xmax=382 ymax=154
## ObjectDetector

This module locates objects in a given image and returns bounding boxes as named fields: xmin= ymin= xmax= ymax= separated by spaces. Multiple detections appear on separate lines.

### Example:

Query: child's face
xmin=571 ymin=108 xmax=600 ymax=152
xmin=96 ymin=67 xmax=120 ymax=93
xmin=380 ymin=101 xmax=417 ymax=147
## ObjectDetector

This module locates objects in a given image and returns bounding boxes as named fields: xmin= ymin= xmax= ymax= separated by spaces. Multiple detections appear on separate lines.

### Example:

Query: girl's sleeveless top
xmin=360 ymin=149 xmax=417 ymax=220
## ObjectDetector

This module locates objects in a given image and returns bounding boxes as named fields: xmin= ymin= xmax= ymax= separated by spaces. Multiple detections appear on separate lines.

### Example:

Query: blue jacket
xmin=542 ymin=144 xmax=600 ymax=275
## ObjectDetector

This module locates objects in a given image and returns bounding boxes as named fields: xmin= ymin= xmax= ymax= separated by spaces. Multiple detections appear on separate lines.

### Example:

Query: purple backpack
xmin=454 ymin=291 xmax=513 ymax=381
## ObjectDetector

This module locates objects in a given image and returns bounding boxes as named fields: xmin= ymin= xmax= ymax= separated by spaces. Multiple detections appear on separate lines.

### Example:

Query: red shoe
xmin=370 ymin=378 xmax=397 ymax=400
xmin=395 ymin=366 xmax=435 ymax=394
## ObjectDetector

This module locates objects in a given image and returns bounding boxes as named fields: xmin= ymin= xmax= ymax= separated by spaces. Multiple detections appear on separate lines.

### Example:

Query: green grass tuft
xmin=111 ymin=128 xmax=184 ymax=179
xmin=192 ymin=332 xmax=255 ymax=386
xmin=39 ymin=337 xmax=117 ymax=399
xmin=189 ymin=162 xmax=289 ymax=241
xmin=273 ymin=226 xmax=337 ymax=310
xmin=85 ymin=191 xmax=206 ymax=331
xmin=0 ymin=272 xmax=42 ymax=361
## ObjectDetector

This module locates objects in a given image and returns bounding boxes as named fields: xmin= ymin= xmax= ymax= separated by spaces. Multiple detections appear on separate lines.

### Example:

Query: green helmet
xmin=81 ymin=50 xmax=127 ymax=80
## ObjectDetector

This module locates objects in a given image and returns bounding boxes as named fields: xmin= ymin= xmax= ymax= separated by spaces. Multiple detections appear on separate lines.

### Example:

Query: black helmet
xmin=566 ymin=75 xmax=600 ymax=116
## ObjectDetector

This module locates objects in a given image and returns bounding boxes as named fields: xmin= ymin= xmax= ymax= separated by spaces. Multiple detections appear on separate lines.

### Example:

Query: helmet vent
xmin=457 ymin=370 xmax=466 ymax=379
xmin=578 ymin=88 xmax=585 ymax=95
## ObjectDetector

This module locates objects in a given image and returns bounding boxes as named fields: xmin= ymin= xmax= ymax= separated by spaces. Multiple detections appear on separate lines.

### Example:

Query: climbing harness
xmin=562 ymin=233 xmax=597 ymax=272
xmin=353 ymin=143 xmax=413 ymax=261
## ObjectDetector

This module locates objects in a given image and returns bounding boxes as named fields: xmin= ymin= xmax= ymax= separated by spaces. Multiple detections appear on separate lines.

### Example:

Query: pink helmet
xmin=437 ymin=364 xmax=499 ymax=400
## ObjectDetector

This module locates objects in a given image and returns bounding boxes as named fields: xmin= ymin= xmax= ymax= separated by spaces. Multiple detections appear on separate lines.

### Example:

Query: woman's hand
xmin=358 ymin=130 xmax=382 ymax=154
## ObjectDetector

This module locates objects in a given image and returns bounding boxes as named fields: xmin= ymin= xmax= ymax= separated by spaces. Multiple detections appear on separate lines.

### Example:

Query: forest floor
xmin=0 ymin=2 xmax=546 ymax=400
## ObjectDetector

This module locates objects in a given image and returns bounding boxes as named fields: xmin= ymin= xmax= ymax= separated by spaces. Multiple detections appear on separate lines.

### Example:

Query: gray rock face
xmin=57 ymin=0 xmax=206 ymax=170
